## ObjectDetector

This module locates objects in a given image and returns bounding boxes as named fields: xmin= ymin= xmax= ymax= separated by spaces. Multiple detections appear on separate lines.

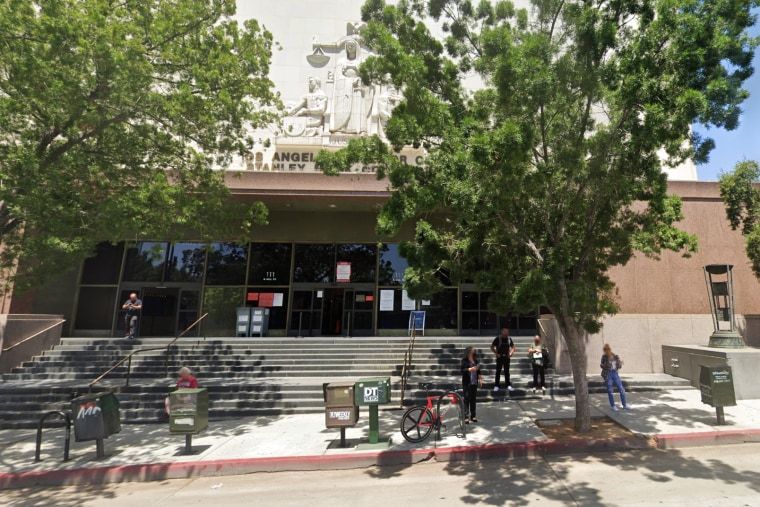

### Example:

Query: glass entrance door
xmin=289 ymin=286 xmax=376 ymax=337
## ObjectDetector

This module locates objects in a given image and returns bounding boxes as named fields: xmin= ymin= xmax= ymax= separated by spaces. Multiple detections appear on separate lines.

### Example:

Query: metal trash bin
xmin=250 ymin=308 xmax=270 ymax=337
xmin=236 ymin=307 xmax=252 ymax=337
xmin=169 ymin=388 xmax=209 ymax=435
xmin=71 ymin=392 xmax=121 ymax=442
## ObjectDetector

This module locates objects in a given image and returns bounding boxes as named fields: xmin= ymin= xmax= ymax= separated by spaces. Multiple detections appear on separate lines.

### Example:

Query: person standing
xmin=121 ymin=293 xmax=142 ymax=339
xmin=600 ymin=344 xmax=631 ymax=411
xmin=528 ymin=335 xmax=549 ymax=393
xmin=460 ymin=346 xmax=483 ymax=423
xmin=491 ymin=327 xmax=515 ymax=392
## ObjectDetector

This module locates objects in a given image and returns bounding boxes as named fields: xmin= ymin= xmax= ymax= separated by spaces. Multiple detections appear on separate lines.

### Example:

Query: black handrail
xmin=87 ymin=313 xmax=208 ymax=393
xmin=35 ymin=411 xmax=71 ymax=462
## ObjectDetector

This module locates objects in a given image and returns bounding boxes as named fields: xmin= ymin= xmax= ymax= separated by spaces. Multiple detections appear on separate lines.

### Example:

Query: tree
xmin=0 ymin=0 xmax=278 ymax=292
xmin=318 ymin=0 xmax=758 ymax=431
xmin=719 ymin=160 xmax=760 ymax=276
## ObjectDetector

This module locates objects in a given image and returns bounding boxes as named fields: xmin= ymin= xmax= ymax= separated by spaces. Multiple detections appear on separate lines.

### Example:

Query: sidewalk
xmin=2 ymin=386 xmax=760 ymax=489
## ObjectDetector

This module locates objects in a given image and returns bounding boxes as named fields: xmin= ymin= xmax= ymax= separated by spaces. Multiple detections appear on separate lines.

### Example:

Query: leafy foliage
xmin=0 ymin=0 xmax=278 ymax=290
xmin=719 ymin=160 xmax=760 ymax=276
xmin=319 ymin=0 xmax=757 ymax=430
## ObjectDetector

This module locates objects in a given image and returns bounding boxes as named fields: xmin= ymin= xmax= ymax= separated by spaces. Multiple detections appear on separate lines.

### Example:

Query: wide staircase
xmin=0 ymin=336 xmax=691 ymax=429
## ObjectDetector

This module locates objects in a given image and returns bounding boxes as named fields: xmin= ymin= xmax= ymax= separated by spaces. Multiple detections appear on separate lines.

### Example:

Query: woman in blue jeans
xmin=600 ymin=344 xmax=631 ymax=412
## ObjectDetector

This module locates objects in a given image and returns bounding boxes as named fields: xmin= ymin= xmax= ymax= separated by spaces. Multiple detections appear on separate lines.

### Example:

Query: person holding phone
xmin=461 ymin=346 xmax=483 ymax=423
xmin=121 ymin=293 xmax=142 ymax=339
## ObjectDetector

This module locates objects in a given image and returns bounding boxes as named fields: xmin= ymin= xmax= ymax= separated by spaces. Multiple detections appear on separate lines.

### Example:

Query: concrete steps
xmin=0 ymin=336 xmax=692 ymax=429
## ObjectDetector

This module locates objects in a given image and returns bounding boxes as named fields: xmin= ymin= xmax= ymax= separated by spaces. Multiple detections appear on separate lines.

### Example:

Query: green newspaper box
xmin=699 ymin=365 xmax=736 ymax=408
xmin=354 ymin=377 xmax=391 ymax=406
xmin=169 ymin=388 xmax=209 ymax=435
xmin=71 ymin=392 xmax=121 ymax=442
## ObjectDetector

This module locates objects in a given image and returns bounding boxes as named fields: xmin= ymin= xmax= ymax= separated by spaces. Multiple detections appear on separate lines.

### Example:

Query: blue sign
xmin=408 ymin=311 xmax=426 ymax=336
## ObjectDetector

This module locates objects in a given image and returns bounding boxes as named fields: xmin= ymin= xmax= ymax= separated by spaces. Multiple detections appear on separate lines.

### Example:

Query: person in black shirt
xmin=528 ymin=335 xmax=549 ymax=393
xmin=491 ymin=327 xmax=515 ymax=392
xmin=460 ymin=346 xmax=483 ymax=423
xmin=121 ymin=293 xmax=142 ymax=339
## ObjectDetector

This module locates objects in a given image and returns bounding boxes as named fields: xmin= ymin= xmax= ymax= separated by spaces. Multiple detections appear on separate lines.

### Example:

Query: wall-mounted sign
xmin=379 ymin=290 xmax=394 ymax=311
xmin=401 ymin=290 xmax=416 ymax=311
xmin=336 ymin=262 xmax=351 ymax=283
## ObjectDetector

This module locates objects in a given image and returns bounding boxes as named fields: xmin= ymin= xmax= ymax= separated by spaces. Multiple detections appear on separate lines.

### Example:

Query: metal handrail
xmin=87 ymin=313 xmax=208 ymax=393
xmin=398 ymin=321 xmax=417 ymax=408
xmin=2 ymin=319 xmax=66 ymax=352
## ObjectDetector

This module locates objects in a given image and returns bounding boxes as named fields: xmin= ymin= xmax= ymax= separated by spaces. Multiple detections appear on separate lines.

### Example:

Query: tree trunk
xmin=561 ymin=320 xmax=591 ymax=432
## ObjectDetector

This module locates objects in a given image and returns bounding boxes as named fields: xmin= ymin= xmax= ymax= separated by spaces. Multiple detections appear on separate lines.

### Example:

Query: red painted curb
xmin=654 ymin=428 xmax=760 ymax=449
xmin=4 ymin=430 xmax=758 ymax=490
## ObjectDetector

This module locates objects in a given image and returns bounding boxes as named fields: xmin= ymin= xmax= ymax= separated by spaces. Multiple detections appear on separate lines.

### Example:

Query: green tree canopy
xmin=719 ymin=160 xmax=760 ymax=275
xmin=0 ymin=0 xmax=278 ymax=291
xmin=318 ymin=0 xmax=758 ymax=430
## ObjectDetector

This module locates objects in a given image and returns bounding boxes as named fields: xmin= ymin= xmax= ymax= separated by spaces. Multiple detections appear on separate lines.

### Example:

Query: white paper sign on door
xmin=380 ymin=290 xmax=395 ymax=311
xmin=401 ymin=290 xmax=416 ymax=311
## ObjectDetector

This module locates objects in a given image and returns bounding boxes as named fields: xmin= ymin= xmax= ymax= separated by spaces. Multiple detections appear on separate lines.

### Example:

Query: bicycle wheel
xmin=456 ymin=392 xmax=467 ymax=439
xmin=400 ymin=406 xmax=434 ymax=443
xmin=436 ymin=393 xmax=462 ymax=439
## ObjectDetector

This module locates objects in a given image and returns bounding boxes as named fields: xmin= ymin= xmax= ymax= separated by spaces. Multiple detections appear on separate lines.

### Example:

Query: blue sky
xmin=693 ymin=15 xmax=760 ymax=181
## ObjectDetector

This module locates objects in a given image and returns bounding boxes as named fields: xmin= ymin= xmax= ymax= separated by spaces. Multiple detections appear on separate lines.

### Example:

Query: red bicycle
xmin=400 ymin=383 xmax=466 ymax=443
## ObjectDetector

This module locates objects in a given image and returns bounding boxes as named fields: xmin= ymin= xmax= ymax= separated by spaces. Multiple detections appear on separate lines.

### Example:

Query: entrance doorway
xmin=290 ymin=286 xmax=376 ymax=337
xmin=140 ymin=288 xmax=179 ymax=336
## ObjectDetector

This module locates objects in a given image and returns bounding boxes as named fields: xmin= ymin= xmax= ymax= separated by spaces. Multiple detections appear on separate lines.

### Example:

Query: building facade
xmin=6 ymin=3 xmax=757 ymax=372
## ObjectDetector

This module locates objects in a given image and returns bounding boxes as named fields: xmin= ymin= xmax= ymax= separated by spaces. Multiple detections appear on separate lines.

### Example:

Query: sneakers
xmin=611 ymin=406 xmax=620 ymax=412
xmin=507 ymin=385 xmax=515 ymax=392
xmin=624 ymin=405 xmax=633 ymax=411
xmin=541 ymin=386 xmax=546 ymax=394
xmin=493 ymin=386 xmax=500 ymax=392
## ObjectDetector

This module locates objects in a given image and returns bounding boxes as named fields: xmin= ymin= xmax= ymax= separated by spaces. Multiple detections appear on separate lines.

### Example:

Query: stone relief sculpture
xmin=376 ymin=82 xmax=403 ymax=139
xmin=283 ymin=77 xmax=328 ymax=137
xmin=330 ymin=38 xmax=374 ymax=134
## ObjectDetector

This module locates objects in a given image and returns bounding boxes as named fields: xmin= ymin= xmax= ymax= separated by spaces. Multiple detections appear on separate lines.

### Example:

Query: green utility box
xmin=354 ymin=377 xmax=392 ymax=406
xmin=71 ymin=392 xmax=121 ymax=442
xmin=699 ymin=365 xmax=736 ymax=408
xmin=169 ymin=388 xmax=209 ymax=434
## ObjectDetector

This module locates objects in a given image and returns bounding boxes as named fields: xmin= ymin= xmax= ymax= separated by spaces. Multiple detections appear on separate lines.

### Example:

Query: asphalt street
xmin=5 ymin=443 xmax=760 ymax=506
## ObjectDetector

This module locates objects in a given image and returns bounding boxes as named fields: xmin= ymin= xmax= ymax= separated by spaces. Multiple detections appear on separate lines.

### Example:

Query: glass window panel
xmin=202 ymin=287 xmax=245 ymax=336
xmin=179 ymin=290 xmax=200 ymax=311
xmin=336 ymin=244 xmax=377 ymax=284
xmin=353 ymin=311 xmax=373 ymax=331
xmin=166 ymin=242 xmax=206 ymax=283
xmin=74 ymin=287 xmax=117 ymax=330
xmin=246 ymin=288 xmax=289 ymax=330
xmin=378 ymin=243 xmax=408 ymax=286
xmin=205 ymin=243 xmax=248 ymax=285
xmin=81 ymin=242 xmax=124 ymax=285
xmin=462 ymin=311 xmax=479 ymax=330
xmin=249 ymin=243 xmax=293 ymax=285
xmin=377 ymin=288 xmax=410 ymax=329
xmin=293 ymin=244 xmax=335 ymax=284
xmin=122 ymin=242 xmax=167 ymax=282
xmin=426 ymin=289 xmax=458 ymax=330
xmin=291 ymin=290 xmax=314 ymax=310
xmin=352 ymin=290 xmax=375 ymax=311
xmin=462 ymin=291 xmax=479 ymax=310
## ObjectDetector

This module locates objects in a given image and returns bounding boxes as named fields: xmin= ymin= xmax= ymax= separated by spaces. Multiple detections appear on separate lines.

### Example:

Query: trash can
xmin=236 ymin=307 xmax=252 ymax=337
xmin=71 ymin=392 xmax=121 ymax=442
xmin=250 ymin=308 xmax=270 ymax=337
xmin=324 ymin=381 xmax=359 ymax=428
xmin=169 ymin=388 xmax=209 ymax=435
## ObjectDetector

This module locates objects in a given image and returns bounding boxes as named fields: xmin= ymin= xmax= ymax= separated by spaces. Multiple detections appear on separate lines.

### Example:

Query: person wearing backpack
xmin=491 ymin=327 xmax=515 ymax=392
